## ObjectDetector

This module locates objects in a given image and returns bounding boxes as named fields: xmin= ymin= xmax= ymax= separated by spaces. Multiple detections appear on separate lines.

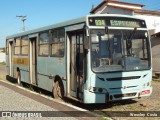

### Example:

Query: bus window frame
xmin=50 ymin=28 xmax=65 ymax=57
xmin=38 ymin=31 xmax=50 ymax=57
xmin=14 ymin=37 xmax=21 ymax=55
xmin=21 ymin=36 xmax=29 ymax=56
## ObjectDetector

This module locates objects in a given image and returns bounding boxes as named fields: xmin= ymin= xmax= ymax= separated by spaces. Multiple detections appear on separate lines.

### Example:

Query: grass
xmin=0 ymin=76 xmax=6 ymax=81
xmin=152 ymin=79 xmax=160 ymax=82
xmin=26 ymin=84 xmax=35 ymax=92
xmin=0 ymin=63 xmax=6 ymax=80
xmin=0 ymin=77 xmax=3 ymax=80
xmin=0 ymin=73 xmax=6 ymax=80
xmin=0 ymin=62 xmax=6 ymax=65
xmin=99 ymin=117 xmax=111 ymax=120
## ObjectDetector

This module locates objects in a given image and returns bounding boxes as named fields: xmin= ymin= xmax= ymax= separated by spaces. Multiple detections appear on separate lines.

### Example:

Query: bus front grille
xmin=107 ymin=76 xmax=141 ymax=81
xmin=114 ymin=93 xmax=137 ymax=98
xmin=109 ymin=86 xmax=138 ymax=90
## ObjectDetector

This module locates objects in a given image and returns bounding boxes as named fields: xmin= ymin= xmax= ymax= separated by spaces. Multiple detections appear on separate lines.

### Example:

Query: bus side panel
xmin=13 ymin=62 xmax=19 ymax=78
xmin=6 ymin=55 xmax=9 ymax=75
xmin=13 ymin=56 xmax=30 ymax=83
xmin=48 ymin=57 xmax=66 ymax=94
xmin=37 ymin=57 xmax=66 ymax=92
xmin=6 ymin=40 xmax=9 ymax=76
xmin=37 ymin=57 xmax=52 ymax=91
xmin=21 ymin=70 xmax=30 ymax=83
xmin=13 ymin=66 xmax=17 ymax=78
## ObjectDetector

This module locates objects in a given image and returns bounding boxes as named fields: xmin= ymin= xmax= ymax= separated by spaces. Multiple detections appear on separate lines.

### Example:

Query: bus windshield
xmin=91 ymin=29 xmax=150 ymax=73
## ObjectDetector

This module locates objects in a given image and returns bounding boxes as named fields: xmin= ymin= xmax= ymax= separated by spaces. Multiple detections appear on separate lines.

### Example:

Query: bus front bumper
xmin=108 ymin=86 xmax=152 ymax=101
xmin=83 ymin=86 xmax=152 ymax=104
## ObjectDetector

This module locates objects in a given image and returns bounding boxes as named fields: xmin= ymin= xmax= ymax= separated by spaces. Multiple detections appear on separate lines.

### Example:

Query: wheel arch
xmin=16 ymin=67 xmax=20 ymax=78
xmin=16 ymin=67 xmax=21 ymax=85
xmin=52 ymin=75 xmax=65 ymax=99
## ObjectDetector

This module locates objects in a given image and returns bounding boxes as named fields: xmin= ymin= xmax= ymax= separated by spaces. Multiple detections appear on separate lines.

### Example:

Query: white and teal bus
xmin=6 ymin=14 xmax=152 ymax=104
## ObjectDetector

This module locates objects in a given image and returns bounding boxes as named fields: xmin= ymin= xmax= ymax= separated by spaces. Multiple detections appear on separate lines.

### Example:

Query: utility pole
xmin=90 ymin=0 xmax=94 ymax=14
xmin=16 ymin=15 xmax=27 ymax=32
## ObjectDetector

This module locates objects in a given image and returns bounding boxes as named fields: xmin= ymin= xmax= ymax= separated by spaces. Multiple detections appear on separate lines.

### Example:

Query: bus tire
xmin=53 ymin=80 xmax=64 ymax=100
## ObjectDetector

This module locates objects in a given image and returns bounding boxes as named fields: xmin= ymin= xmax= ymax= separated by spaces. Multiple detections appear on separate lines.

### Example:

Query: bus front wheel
xmin=53 ymin=80 xmax=64 ymax=100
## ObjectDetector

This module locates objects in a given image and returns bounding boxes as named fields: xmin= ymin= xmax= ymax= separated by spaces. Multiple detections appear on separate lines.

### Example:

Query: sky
xmin=0 ymin=0 xmax=160 ymax=48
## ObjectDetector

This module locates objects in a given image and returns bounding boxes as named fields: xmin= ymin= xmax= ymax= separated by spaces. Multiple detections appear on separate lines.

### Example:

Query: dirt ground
xmin=1 ymin=64 xmax=160 ymax=120
xmin=92 ymin=81 xmax=160 ymax=120
xmin=0 ymin=63 xmax=6 ymax=80
xmin=99 ymin=81 xmax=160 ymax=111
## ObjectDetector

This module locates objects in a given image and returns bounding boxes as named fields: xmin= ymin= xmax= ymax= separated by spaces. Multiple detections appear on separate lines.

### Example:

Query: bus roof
xmin=6 ymin=16 xmax=86 ymax=39
xmin=6 ymin=14 xmax=145 ymax=39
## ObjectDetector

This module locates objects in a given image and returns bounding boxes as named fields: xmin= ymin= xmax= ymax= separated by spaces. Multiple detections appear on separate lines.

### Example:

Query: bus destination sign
xmin=110 ymin=20 xmax=140 ymax=27
xmin=95 ymin=19 xmax=105 ymax=26
xmin=89 ymin=17 xmax=146 ymax=28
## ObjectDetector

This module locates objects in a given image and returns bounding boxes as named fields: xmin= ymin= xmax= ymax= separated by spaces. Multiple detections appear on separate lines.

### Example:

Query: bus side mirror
xmin=84 ymin=36 xmax=90 ymax=49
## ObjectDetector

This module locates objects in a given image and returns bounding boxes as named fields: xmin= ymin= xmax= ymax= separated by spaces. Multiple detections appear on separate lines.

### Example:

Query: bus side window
xmin=39 ymin=32 xmax=49 ymax=56
xmin=21 ymin=36 xmax=29 ymax=55
xmin=14 ymin=38 xmax=21 ymax=55
xmin=51 ymin=29 xmax=65 ymax=57
xmin=112 ymin=36 xmax=122 ymax=65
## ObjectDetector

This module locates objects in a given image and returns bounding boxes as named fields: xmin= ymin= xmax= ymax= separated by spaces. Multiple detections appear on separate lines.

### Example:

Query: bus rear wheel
xmin=53 ymin=80 xmax=64 ymax=100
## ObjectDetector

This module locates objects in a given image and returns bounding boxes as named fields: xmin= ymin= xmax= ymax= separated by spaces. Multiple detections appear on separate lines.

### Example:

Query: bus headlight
xmin=89 ymin=87 xmax=107 ymax=93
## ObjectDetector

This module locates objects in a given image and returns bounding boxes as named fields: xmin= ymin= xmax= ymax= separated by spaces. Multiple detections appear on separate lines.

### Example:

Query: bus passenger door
xmin=68 ymin=32 xmax=84 ymax=99
xmin=29 ymin=37 xmax=37 ymax=85
xmin=8 ymin=41 xmax=13 ymax=76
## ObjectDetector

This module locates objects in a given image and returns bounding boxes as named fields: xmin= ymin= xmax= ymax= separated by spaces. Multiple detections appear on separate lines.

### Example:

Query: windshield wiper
xmin=126 ymin=27 xmax=137 ymax=56
xmin=129 ymin=27 xmax=137 ymax=40
xmin=97 ymin=32 xmax=102 ymax=41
